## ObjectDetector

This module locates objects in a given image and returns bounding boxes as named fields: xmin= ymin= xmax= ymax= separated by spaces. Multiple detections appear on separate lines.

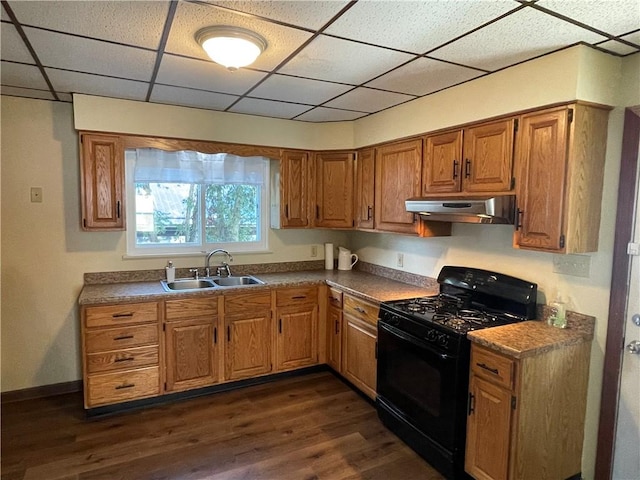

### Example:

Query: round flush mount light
xmin=195 ymin=26 xmax=267 ymax=71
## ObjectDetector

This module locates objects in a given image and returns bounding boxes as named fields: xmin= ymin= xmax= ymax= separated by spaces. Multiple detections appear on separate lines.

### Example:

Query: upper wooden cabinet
xmin=279 ymin=150 xmax=311 ymax=228
xmin=514 ymin=104 xmax=609 ymax=253
xmin=422 ymin=118 xmax=516 ymax=195
xmin=374 ymin=139 xmax=423 ymax=235
xmin=355 ymin=148 xmax=375 ymax=230
xmin=80 ymin=133 xmax=125 ymax=231
xmin=314 ymin=151 xmax=354 ymax=228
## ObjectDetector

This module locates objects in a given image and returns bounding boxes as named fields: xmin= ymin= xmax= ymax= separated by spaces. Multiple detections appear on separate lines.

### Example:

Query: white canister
xmin=324 ymin=243 xmax=334 ymax=270
xmin=338 ymin=247 xmax=358 ymax=270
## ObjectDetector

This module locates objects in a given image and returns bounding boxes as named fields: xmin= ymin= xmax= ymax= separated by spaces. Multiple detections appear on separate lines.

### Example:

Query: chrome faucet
xmin=205 ymin=249 xmax=233 ymax=277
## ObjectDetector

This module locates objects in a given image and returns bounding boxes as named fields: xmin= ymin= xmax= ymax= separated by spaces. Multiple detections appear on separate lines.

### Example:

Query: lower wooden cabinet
xmin=327 ymin=305 xmax=343 ymax=372
xmin=341 ymin=294 xmax=379 ymax=399
xmin=465 ymin=343 xmax=591 ymax=480
xmin=275 ymin=286 xmax=319 ymax=371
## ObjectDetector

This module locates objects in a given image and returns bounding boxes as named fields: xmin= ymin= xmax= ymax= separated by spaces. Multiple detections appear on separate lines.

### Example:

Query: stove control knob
xmin=426 ymin=330 xmax=437 ymax=342
xmin=389 ymin=315 xmax=401 ymax=326
xmin=437 ymin=334 xmax=449 ymax=348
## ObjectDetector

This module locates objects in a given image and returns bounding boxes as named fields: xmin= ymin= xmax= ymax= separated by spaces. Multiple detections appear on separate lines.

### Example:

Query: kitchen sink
xmin=161 ymin=279 xmax=217 ymax=292
xmin=210 ymin=275 xmax=265 ymax=287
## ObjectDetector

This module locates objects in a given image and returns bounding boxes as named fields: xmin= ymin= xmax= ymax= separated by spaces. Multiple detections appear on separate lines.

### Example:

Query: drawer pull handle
xmin=292 ymin=295 xmax=307 ymax=300
xmin=112 ymin=313 xmax=134 ymax=318
xmin=113 ymin=335 xmax=134 ymax=341
xmin=114 ymin=357 xmax=134 ymax=363
xmin=354 ymin=307 xmax=366 ymax=314
xmin=477 ymin=362 xmax=499 ymax=375
xmin=115 ymin=383 xmax=135 ymax=390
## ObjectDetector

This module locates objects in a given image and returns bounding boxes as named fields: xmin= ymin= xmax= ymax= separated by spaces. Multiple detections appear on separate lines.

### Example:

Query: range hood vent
xmin=405 ymin=195 xmax=516 ymax=224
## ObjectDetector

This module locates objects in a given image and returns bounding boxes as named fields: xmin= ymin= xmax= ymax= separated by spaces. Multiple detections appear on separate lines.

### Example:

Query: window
xmin=125 ymin=148 xmax=269 ymax=256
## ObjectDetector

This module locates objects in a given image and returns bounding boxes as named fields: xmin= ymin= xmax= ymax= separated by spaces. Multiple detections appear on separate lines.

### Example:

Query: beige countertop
xmin=78 ymin=269 xmax=438 ymax=306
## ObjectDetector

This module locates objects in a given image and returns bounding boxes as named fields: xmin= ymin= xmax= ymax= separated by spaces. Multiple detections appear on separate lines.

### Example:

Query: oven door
xmin=377 ymin=321 xmax=464 ymax=452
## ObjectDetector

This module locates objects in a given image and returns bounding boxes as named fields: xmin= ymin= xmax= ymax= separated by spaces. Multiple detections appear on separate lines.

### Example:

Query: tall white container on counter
xmin=165 ymin=261 xmax=175 ymax=282
xmin=325 ymin=243 xmax=334 ymax=270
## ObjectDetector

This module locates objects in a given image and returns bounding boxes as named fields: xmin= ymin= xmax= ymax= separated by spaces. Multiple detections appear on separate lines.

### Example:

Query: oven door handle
xmin=379 ymin=322 xmax=454 ymax=361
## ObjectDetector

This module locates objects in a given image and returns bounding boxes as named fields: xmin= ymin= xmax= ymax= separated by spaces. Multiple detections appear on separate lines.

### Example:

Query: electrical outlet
xmin=397 ymin=253 xmax=404 ymax=268
xmin=553 ymin=254 xmax=591 ymax=278
xmin=311 ymin=245 xmax=318 ymax=257
xmin=30 ymin=187 xmax=43 ymax=203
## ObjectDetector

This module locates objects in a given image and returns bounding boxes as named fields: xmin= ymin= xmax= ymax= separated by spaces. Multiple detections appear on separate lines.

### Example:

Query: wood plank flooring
xmin=1 ymin=371 xmax=445 ymax=480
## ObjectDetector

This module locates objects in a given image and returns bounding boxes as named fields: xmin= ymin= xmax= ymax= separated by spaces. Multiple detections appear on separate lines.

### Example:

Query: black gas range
xmin=376 ymin=266 xmax=537 ymax=480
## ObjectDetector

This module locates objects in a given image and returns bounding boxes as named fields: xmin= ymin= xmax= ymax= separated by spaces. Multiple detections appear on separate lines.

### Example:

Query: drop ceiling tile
xmin=57 ymin=92 xmax=73 ymax=102
xmin=1 ymin=85 xmax=55 ymax=101
xmin=150 ymin=84 xmax=238 ymax=111
xmin=25 ymin=27 xmax=156 ymax=81
xmin=204 ymin=1 xmax=350 ymax=30
xmin=279 ymin=35 xmax=415 ymax=84
xmin=296 ymin=107 xmax=367 ymax=122
xmin=1 ymin=8 xmax=10 ymax=21
xmin=597 ymin=30 xmax=640 ymax=55
xmin=429 ymin=7 xmax=608 ymax=72
xmin=45 ymin=68 xmax=148 ymax=101
xmin=1 ymin=61 xmax=48 ymax=89
xmin=324 ymin=87 xmax=414 ymax=113
xmin=366 ymin=57 xmax=485 ymax=96
xmin=156 ymin=54 xmax=267 ymax=95
xmin=536 ymin=0 xmax=640 ymax=37
xmin=1 ymin=23 xmax=34 ymax=63
xmin=325 ymin=0 xmax=518 ymax=54
xmin=165 ymin=1 xmax=312 ymax=71
xmin=228 ymin=98 xmax=311 ymax=119
xmin=8 ymin=1 xmax=170 ymax=49
xmin=250 ymin=74 xmax=353 ymax=104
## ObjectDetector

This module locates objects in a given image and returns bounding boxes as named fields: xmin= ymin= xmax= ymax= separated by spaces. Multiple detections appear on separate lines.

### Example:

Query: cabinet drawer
xmin=86 ymin=345 xmax=159 ymax=374
xmin=86 ymin=366 xmax=160 ymax=407
xmin=328 ymin=287 xmax=343 ymax=308
xmin=85 ymin=324 xmax=158 ymax=353
xmin=225 ymin=291 xmax=271 ymax=315
xmin=471 ymin=346 xmax=516 ymax=390
xmin=343 ymin=294 xmax=379 ymax=326
xmin=276 ymin=286 xmax=318 ymax=306
xmin=165 ymin=296 xmax=218 ymax=321
xmin=85 ymin=302 xmax=158 ymax=328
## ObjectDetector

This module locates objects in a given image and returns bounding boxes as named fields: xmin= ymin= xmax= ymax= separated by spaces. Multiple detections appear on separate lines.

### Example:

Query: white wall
xmin=1 ymin=44 xmax=637 ymax=480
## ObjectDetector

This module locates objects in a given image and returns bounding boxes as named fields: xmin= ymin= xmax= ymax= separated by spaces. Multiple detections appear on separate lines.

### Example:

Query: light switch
xmin=30 ymin=187 xmax=43 ymax=203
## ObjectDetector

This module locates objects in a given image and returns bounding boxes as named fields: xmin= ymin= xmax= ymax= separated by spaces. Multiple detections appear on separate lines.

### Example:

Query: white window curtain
xmin=130 ymin=148 xmax=267 ymax=184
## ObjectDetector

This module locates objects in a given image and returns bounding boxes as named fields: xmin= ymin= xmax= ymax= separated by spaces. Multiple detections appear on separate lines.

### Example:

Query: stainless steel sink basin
xmin=210 ymin=275 xmax=264 ymax=287
xmin=161 ymin=279 xmax=217 ymax=292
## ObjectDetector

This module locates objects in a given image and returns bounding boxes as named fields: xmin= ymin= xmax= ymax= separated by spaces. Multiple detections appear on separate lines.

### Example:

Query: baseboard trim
xmin=1 ymin=380 xmax=82 ymax=404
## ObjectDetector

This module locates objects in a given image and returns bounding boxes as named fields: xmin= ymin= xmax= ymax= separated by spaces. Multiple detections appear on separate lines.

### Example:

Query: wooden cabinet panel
xmin=327 ymin=287 xmax=343 ymax=309
xmin=423 ymin=130 xmax=463 ymax=194
xmin=465 ymin=375 xmax=513 ymax=480
xmin=87 ymin=345 xmax=159 ymax=374
xmin=342 ymin=315 xmax=377 ymax=399
xmin=165 ymin=296 xmax=218 ymax=320
xmin=314 ymin=151 xmax=354 ymax=228
xmin=276 ymin=305 xmax=318 ymax=371
xmin=165 ymin=318 xmax=218 ymax=392
xmin=463 ymin=119 xmax=515 ymax=193
xmin=355 ymin=148 xmax=375 ymax=230
xmin=225 ymin=291 xmax=271 ymax=315
xmin=276 ymin=286 xmax=318 ymax=306
xmin=85 ymin=324 xmax=158 ymax=353
xmin=85 ymin=302 xmax=158 ymax=328
xmin=343 ymin=294 xmax=379 ymax=326
xmin=80 ymin=133 xmax=125 ymax=230
xmin=225 ymin=313 xmax=272 ymax=381
xmin=471 ymin=346 xmax=516 ymax=390
xmin=280 ymin=150 xmax=310 ymax=228
xmin=374 ymin=139 xmax=422 ymax=234
xmin=86 ymin=366 xmax=160 ymax=407
xmin=327 ymin=305 xmax=342 ymax=372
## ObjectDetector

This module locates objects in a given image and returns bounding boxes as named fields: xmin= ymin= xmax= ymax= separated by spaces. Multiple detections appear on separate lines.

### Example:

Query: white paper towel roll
xmin=325 ymin=243 xmax=334 ymax=270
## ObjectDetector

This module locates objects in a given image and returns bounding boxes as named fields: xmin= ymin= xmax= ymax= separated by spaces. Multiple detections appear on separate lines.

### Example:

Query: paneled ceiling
xmin=1 ymin=0 xmax=639 ymax=122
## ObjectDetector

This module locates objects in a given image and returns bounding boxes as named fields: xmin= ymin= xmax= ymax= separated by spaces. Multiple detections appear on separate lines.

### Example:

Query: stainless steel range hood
xmin=405 ymin=195 xmax=516 ymax=224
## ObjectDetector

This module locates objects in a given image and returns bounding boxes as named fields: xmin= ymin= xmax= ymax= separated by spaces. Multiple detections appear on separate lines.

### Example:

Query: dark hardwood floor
xmin=2 ymin=372 xmax=445 ymax=480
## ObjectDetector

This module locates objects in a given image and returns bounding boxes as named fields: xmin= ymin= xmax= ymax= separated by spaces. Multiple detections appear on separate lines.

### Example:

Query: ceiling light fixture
xmin=195 ymin=26 xmax=267 ymax=71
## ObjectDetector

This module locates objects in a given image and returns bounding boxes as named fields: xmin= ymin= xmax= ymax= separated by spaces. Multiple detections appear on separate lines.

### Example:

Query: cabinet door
xmin=514 ymin=108 xmax=569 ymax=251
xmin=423 ymin=130 xmax=463 ymax=194
xmin=80 ymin=133 xmax=125 ymax=230
xmin=314 ymin=151 xmax=354 ymax=228
xmin=327 ymin=305 xmax=343 ymax=372
xmin=280 ymin=150 xmax=310 ymax=228
xmin=165 ymin=318 xmax=218 ymax=392
xmin=374 ymin=139 xmax=422 ymax=234
xmin=225 ymin=313 xmax=272 ymax=381
xmin=355 ymin=148 xmax=375 ymax=230
xmin=463 ymin=119 xmax=515 ymax=193
xmin=342 ymin=314 xmax=377 ymax=399
xmin=465 ymin=375 xmax=513 ymax=480
xmin=276 ymin=304 xmax=318 ymax=371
